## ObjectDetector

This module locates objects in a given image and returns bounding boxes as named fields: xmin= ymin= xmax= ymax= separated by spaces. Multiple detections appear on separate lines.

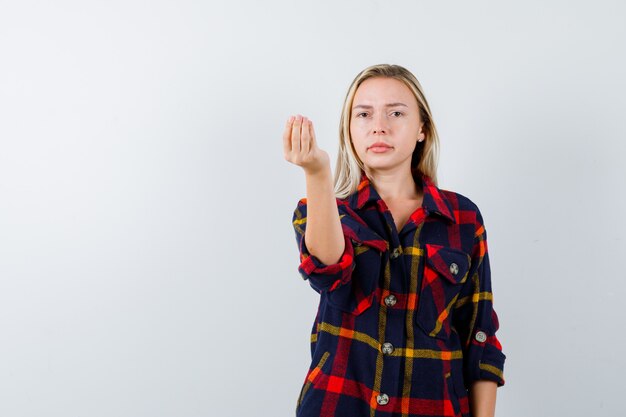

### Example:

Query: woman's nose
xmin=373 ymin=113 xmax=388 ymax=134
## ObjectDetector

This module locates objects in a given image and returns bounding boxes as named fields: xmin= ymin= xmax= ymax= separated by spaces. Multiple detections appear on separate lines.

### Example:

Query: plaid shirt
xmin=291 ymin=168 xmax=506 ymax=417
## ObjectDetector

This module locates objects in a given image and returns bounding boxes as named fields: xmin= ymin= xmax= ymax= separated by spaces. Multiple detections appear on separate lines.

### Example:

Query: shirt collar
xmin=347 ymin=168 xmax=456 ymax=223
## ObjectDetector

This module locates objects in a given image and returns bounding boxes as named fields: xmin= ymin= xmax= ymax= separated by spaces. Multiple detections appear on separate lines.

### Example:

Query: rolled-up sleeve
xmin=453 ymin=206 xmax=506 ymax=389
xmin=292 ymin=198 xmax=356 ymax=294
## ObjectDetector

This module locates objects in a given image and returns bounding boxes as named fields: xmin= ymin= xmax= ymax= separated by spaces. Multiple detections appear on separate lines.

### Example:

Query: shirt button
xmin=384 ymin=294 xmax=397 ymax=307
xmin=377 ymin=393 xmax=389 ymax=405
xmin=381 ymin=342 xmax=394 ymax=355
xmin=449 ymin=262 xmax=459 ymax=275
xmin=475 ymin=330 xmax=487 ymax=343
xmin=390 ymin=247 xmax=402 ymax=259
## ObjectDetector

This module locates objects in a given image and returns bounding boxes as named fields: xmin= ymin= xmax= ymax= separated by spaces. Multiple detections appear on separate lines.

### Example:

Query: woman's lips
xmin=369 ymin=146 xmax=392 ymax=153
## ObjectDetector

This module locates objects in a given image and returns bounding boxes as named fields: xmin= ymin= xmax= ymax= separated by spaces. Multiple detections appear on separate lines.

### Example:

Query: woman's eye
xmin=356 ymin=112 xmax=368 ymax=117
xmin=392 ymin=111 xmax=403 ymax=117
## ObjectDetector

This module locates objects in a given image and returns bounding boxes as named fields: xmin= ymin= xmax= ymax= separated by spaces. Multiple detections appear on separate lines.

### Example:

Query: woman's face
xmin=349 ymin=77 xmax=425 ymax=173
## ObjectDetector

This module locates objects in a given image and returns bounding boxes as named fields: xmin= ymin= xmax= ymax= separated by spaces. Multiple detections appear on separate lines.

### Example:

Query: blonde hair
xmin=334 ymin=64 xmax=441 ymax=198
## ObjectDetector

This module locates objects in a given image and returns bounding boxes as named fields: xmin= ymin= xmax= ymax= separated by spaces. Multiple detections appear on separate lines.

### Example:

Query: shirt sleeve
xmin=452 ymin=206 xmax=506 ymax=389
xmin=292 ymin=197 xmax=357 ymax=294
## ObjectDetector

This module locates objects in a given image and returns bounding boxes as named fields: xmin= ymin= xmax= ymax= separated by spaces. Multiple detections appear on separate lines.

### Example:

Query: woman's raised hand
xmin=283 ymin=114 xmax=330 ymax=175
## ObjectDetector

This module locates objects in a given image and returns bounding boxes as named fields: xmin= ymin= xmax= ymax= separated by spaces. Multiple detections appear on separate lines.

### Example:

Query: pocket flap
xmin=340 ymin=215 xmax=388 ymax=252
xmin=424 ymin=243 xmax=470 ymax=284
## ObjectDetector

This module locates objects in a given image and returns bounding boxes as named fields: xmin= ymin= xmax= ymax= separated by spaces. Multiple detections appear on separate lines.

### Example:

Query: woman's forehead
xmin=353 ymin=78 xmax=417 ymax=107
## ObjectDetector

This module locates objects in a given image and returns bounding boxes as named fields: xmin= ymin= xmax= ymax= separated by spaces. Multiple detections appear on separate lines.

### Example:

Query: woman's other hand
xmin=283 ymin=114 xmax=330 ymax=175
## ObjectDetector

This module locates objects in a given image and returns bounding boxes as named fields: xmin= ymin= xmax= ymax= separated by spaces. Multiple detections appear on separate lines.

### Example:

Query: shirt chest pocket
xmin=415 ymin=243 xmax=471 ymax=340
xmin=325 ymin=217 xmax=387 ymax=316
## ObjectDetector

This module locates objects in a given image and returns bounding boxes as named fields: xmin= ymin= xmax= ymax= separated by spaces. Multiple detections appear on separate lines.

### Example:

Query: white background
xmin=1 ymin=1 xmax=625 ymax=416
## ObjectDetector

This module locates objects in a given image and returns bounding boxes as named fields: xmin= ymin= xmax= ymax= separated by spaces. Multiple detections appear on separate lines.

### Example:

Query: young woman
xmin=283 ymin=64 xmax=506 ymax=417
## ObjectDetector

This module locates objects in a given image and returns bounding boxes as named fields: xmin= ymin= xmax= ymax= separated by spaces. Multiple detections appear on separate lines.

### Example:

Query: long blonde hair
xmin=334 ymin=64 xmax=441 ymax=198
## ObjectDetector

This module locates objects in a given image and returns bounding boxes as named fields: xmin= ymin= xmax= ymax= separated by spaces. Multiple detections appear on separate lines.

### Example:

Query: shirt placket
xmin=372 ymin=208 xmax=411 ymax=412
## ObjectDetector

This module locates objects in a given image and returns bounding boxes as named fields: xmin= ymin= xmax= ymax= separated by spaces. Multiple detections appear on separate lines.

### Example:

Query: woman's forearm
xmin=303 ymin=168 xmax=345 ymax=266
xmin=469 ymin=380 xmax=498 ymax=417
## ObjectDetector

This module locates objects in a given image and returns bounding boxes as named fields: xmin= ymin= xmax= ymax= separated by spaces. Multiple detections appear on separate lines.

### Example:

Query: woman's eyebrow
xmin=353 ymin=102 xmax=408 ymax=109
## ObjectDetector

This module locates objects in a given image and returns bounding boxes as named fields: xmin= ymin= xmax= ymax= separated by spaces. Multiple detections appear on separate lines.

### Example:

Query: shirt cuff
xmin=478 ymin=337 xmax=506 ymax=386
xmin=466 ymin=331 xmax=506 ymax=388
xmin=298 ymin=233 xmax=355 ymax=293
